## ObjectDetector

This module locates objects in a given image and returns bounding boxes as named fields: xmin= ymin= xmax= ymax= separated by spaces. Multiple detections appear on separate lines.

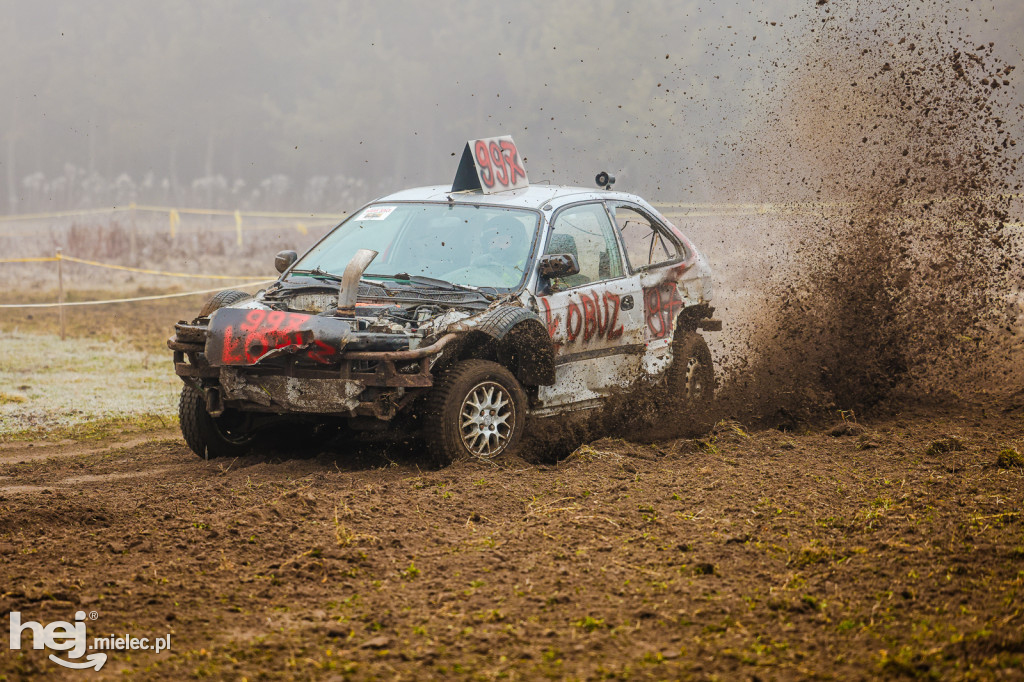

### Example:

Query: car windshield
xmin=291 ymin=202 xmax=540 ymax=290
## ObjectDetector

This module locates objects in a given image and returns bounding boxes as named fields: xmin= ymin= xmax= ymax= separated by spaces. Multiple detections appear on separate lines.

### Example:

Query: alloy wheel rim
xmin=459 ymin=381 xmax=514 ymax=459
xmin=685 ymin=357 xmax=705 ymax=401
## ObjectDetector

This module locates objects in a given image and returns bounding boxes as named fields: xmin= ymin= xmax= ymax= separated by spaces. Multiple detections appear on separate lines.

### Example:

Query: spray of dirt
xmin=716 ymin=0 xmax=1024 ymax=425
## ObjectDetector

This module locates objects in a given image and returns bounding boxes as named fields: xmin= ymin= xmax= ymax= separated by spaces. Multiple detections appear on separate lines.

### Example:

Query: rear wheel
xmin=666 ymin=332 xmax=715 ymax=409
xmin=178 ymin=384 xmax=256 ymax=459
xmin=425 ymin=360 xmax=527 ymax=465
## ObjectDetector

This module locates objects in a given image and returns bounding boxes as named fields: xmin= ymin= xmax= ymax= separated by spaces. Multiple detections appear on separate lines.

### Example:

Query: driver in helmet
xmin=471 ymin=216 xmax=527 ymax=286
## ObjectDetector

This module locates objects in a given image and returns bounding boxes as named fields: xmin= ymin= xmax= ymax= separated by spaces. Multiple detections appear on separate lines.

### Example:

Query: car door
xmin=606 ymin=200 xmax=690 ymax=377
xmin=533 ymin=201 xmax=646 ymax=412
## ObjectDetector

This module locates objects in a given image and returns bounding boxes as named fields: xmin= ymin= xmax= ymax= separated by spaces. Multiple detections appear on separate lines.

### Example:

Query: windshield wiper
xmin=310 ymin=270 xmax=493 ymax=299
xmin=288 ymin=267 xmax=343 ymax=282
xmin=403 ymin=275 xmax=495 ymax=299
xmin=291 ymin=269 xmax=396 ymax=295
xmin=367 ymin=272 xmax=491 ymax=295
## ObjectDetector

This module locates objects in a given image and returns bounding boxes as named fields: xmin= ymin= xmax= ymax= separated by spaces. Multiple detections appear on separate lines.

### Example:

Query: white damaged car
xmin=169 ymin=138 xmax=718 ymax=463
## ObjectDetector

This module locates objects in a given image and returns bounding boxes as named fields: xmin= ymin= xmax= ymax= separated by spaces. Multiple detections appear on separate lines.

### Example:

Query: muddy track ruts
xmin=1 ymin=410 xmax=1021 ymax=679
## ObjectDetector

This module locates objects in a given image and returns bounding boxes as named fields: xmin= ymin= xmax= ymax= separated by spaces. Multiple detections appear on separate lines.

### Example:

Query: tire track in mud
xmin=0 ymin=467 xmax=179 ymax=496
xmin=0 ymin=434 xmax=204 ymax=496
xmin=0 ymin=428 xmax=181 ymax=464
xmin=0 ymin=433 xmax=414 ymax=496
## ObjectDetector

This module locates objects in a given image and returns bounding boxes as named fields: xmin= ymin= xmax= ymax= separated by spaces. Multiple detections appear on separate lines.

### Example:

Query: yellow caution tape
xmin=156 ymin=221 xmax=334 ymax=238
xmin=58 ymin=255 xmax=268 ymax=280
xmin=1 ymin=252 xmax=268 ymax=279
xmin=0 ymin=207 xmax=125 ymax=223
xmin=0 ymin=205 xmax=349 ymax=223
xmin=0 ymin=280 xmax=275 ymax=308
xmin=0 ymin=257 xmax=60 ymax=263
xmin=0 ymin=222 xmax=334 ymax=238
xmin=132 ymin=205 xmax=347 ymax=220
xmin=1 ymin=194 xmax=1018 ymax=225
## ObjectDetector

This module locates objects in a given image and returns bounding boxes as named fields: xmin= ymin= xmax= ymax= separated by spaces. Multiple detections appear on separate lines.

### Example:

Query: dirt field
xmin=2 ymin=212 xmax=1023 ymax=679
xmin=2 ymin=395 xmax=1023 ymax=679
xmin=1 ymin=206 xmax=1021 ymax=680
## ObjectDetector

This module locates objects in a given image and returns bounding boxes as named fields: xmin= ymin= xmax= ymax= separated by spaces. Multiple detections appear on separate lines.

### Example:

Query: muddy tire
xmin=178 ymin=384 xmax=256 ymax=459
xmin=425 ymin=360 xmax=527 ymax=466
xmin=199 ymin=289 xmax=251 ymax=317
xmin=666 ymin=332 xmax=715 ymax=408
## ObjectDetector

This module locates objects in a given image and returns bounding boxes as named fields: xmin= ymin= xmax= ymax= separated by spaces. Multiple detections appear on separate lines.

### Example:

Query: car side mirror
xmin=538 ymin=253 xmax=580 ymax=279
xmin=275 ymin=250 xmax=298 ymax=274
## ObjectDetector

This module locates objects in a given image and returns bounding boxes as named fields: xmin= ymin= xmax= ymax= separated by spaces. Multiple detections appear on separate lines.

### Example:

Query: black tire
xmin=178 ymin=384 xmax=256 ymax=459
xmin=425 ymin=360 xmax=527 ymax=465
xmin=198 ymin=289 xmax=251 ymax=317
xmin=666 ymin=332 xmax=715 ymax=409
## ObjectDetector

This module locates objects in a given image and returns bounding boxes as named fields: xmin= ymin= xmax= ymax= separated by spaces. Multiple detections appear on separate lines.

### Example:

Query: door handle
xmin=621 ymin=295 xmax=634 ymax=310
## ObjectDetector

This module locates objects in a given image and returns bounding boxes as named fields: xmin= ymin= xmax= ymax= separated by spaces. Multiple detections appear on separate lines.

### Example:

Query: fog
xmin=2 ymin=0 xmax=1020 ymax=214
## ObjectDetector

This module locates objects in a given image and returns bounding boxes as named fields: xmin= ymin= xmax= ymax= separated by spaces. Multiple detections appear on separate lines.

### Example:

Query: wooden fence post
xmin=129 ymin=201 xmax=138 ymax=264
xmin=56 ymin=248 xmax=65 ymax=341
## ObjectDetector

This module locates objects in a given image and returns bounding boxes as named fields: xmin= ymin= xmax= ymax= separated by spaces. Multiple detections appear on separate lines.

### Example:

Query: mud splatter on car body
xmin=170 ymin=181 xmax=718 ymax=463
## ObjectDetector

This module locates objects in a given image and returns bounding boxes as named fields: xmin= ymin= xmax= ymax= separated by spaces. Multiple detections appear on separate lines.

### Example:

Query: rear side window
xmin=609 ymin=203 xmax=680 ymax=270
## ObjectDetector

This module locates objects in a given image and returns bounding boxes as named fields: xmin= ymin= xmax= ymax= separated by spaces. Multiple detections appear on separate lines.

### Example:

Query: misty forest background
xmin=2 ymin=0 xmax=1022 ymax=216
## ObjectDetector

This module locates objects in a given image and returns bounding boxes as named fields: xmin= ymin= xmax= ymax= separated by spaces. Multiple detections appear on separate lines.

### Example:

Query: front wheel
xmin=198 ymin=289 xmax=251 ymax=317
xmin=178 ymin=384 xmax=256 ymax=459
xmin=425 ymin=360 xmax=527 ymax=465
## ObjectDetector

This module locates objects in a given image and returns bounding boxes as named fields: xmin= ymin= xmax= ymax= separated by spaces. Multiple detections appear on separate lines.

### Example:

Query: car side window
xmin=543 ymin=202 xmax=624 ymax=291
xmin=610 ymin=204 xmax=679 ymax=269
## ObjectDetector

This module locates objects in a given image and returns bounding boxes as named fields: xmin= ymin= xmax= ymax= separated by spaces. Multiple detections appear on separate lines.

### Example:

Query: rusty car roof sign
xmin=451 ymin=135 xmax=529 ymax=194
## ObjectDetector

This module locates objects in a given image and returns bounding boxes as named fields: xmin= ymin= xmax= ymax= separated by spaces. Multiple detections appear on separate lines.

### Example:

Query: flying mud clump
xmin=723 ymin=0 xmax=1023 ymax=423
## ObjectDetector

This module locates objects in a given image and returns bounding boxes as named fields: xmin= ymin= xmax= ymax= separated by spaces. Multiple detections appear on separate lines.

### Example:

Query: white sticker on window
xmin=357 ymin=206 xmax=396 ymax=221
